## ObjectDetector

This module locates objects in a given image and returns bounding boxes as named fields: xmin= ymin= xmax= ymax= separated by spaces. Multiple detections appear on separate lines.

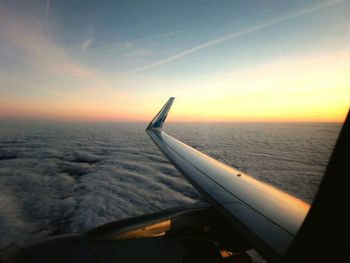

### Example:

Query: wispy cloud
xmin=81 ymin=38 xmax=95 ymax=51
xmin=88 ymin=30 xmax=181 ymax=51
xmin=122 ymin=0 xmax=345 ymax=75
xmin=128 ymin=31 xmax=181 ymax=44
xmin=0 ymin=6 xmax=94 ymax=80
xmin=44 ymin=0 xmax=50 ymax=18
xmin=0 ymin=4 xmax=125 ymax=110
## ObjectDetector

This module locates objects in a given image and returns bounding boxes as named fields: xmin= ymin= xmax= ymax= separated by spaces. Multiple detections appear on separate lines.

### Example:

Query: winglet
xmin=147 ymin=97 xmax=175 ymax=130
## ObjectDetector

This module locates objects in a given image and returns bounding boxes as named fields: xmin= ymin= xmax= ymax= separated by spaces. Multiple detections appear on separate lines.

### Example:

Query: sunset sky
xmin=0 ymin=0 xmax=349 ymax=122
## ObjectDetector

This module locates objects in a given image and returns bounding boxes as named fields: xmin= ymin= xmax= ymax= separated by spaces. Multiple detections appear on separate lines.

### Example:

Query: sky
xmin=0 ymin=0 xmax=349 ymax=122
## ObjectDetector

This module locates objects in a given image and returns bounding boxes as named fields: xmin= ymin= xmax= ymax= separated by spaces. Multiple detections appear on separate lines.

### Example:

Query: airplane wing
xmin=146 ymin=98 xmax=310 ymax=262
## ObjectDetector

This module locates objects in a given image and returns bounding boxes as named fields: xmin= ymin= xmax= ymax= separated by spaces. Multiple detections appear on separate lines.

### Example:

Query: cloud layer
xmin=0 ymin=122 xmax=200 ymax=249
xmin=0 ymin=122 xmax=340 ymax=250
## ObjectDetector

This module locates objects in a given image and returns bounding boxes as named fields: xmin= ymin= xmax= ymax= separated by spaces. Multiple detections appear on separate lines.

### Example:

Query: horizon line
xmin=0 ymin=118 xmax=344 ymax=124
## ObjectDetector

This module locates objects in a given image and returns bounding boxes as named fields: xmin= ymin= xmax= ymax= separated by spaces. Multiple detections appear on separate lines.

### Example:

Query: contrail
xmin=122 ymin=0 xmax=345 ymax=75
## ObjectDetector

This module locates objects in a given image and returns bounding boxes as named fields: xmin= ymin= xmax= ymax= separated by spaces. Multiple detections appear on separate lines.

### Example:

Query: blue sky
xmin=0 ymin=0 xmax=349 ymax=121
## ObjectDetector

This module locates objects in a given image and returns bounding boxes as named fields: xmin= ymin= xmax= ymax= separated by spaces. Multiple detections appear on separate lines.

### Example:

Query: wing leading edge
xmin=146 ymin=98 xmax=310 ymax=262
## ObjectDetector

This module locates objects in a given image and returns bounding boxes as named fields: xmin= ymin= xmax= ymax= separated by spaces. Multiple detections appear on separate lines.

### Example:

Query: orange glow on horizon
xmin=1 ymin=52 xmax=349 ymax=123
xmin=0 ymin=101 xmax=347 ymax=123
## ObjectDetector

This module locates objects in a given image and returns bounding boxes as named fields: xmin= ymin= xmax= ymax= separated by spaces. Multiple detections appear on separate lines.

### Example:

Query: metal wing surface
xmin=146 ymin=98 xmax=310 ymax=262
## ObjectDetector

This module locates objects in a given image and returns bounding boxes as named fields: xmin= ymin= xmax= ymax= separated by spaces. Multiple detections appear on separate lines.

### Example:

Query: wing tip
xmin=147 ymin=97 xmax=175 ymax=130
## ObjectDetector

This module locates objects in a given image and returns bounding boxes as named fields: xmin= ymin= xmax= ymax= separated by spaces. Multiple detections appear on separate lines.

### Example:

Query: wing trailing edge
xmin=146 ymin=98 xmax=310 ymax=262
